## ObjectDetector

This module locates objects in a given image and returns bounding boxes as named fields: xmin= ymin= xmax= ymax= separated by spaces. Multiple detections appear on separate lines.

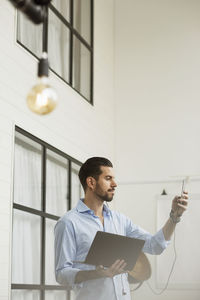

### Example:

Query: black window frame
xmin=11 ymin=125 xmax=82 ymax=300
xmin=16 ymin=0 xmax=94 ymax=104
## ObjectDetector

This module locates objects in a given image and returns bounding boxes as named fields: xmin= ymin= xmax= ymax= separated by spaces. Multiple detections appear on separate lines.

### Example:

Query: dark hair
xmin=78 ymin=157 xmax=113 ymax=191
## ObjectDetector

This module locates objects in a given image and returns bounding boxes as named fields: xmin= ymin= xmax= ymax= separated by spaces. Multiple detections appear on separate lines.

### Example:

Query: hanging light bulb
xmin=27 ymin=52 xmax=58 ymax=115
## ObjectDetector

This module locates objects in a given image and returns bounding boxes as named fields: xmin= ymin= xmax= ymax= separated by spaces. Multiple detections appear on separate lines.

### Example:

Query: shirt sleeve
xmin=54 ymin=219 xmax=83 ymax=289
xmin=125 ymin=216 xmax=170 ymax=255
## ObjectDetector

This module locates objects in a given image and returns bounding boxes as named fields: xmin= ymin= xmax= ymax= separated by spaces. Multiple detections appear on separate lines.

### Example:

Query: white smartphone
xmin=181 ymin=176 xmax=189 ymax=196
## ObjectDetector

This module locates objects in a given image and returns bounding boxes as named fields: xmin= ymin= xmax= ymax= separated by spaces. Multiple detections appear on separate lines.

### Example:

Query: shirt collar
xmin=76 ymin=199 xmax=111 ymax=216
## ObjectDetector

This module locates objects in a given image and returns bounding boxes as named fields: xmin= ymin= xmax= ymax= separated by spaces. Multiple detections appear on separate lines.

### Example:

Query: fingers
xmin=177 ymin=202 xmax=188 ymax=210
xmin=96 ymin=265 xmax=104 ymax=271
xmin=96 ymin=259 xmax=127 ymax=278
xmin=181 ymin=191 xmax=188 ymax=199
xmin=110 ymin=259 xmax=127 ymax=271
xmin=172 ymin=193 xmax=188 ymax=217
xmin=109 ymin=259 xmax=127 ymax=277
xmin=176 ymin=196 xmax=188 ymax=206
xmin=174 ymin=193 xmax=188 ymax=205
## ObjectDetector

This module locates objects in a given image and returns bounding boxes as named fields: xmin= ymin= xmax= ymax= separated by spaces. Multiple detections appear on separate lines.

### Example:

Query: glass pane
xmin=51 ymin=0 xmax=70 ymax=20
xmin=46 ymin=150 xmax=69 ymax=216
xmin=73 ymin=37 xmax=91 ymax=100
xmin=48 ymin=9 xmax=70 ymax=83
xmin=45 ymin=290 xmax=68 ymax=300
xmin=12 ymin=290 xmax=40 ymax=300
xmin=12 ymin=210 xmax=41 ymax=284
xmin=71 ymin=163 xmax=83 ymax=209
xmin=17 ymin=11 xmax=43 ymax=57
xmin=45 ymin=219 xmax=58 ymax=285
xmin=74 ymin=0 xmax=91 ymax=44
xmin=14 ymin=132 xmax=42 ymax=210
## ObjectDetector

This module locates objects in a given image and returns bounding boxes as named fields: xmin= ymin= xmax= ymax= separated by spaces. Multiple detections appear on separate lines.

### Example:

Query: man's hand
xmin=163 ymin=191 xmax=189 ymax=240
xmin=75 ymin=259 xmax=127 ymax=284
xmin=171 ymin=191 xmax=188 ymax=217
xmin=96 ymin=259 xmax=127 ymax=278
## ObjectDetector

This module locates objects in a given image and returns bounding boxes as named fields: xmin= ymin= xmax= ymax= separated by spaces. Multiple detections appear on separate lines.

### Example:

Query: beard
xmin=94 ymin=184 xmax=114 ymax=202
xmin=95 ymin=192 xmax=113 ymax=202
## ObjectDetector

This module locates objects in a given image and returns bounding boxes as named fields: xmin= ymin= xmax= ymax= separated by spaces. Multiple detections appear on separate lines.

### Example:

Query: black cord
xmin=106 ymin=202 xmax=178 ymax=295
xmin=145 ymin=228 xmax=177 ymax=295
xmin=42 ymin=5 xmax=48 ymax=53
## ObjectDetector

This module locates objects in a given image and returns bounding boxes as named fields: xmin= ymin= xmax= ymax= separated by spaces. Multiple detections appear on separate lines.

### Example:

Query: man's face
xmin=93 ymin=166 xmax=117 ymax=202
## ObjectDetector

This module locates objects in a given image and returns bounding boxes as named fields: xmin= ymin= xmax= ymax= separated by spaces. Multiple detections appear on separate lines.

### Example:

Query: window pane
xmin=45 ymin=219 xmax=58 ymax=285
xmin=45 ymin=290 xmax=68 ymax=300
xmin=14 ymin=132 xmax=42 ymax=210
xmin=46 ymin=150 xmax=69 ymax=216
xmin=51 ymin=0 xmax=70 ymax=21
xmin=48 ymin=9 xmax=70 ymax=83
xmin=73 ymin=37 xmax=91 ymax=100
xmin=17 ymin=11 xmax=43 ymax=57
xmin=12 ymin=290 xmax=40 ymax=300
xmin=74 ymin=0 xmax=91 ymax=44
xmin=71 ymin=163 xmax=83 ymax=209
xmin=12 ymin=210 xmax=41 ymax=284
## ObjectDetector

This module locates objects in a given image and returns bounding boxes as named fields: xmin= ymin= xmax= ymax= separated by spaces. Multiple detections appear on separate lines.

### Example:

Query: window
xmin=17 ymin=0 xmax=93 ymax=103
xmin=11 ymin=126 xmax=83 ymax=300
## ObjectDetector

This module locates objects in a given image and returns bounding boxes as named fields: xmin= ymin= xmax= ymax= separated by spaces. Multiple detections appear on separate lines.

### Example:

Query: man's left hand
xmin=171 ymin=191 xmax=188 ymax=217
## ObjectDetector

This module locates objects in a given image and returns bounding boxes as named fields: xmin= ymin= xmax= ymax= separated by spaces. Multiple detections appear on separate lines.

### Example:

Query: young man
xmin=54 ymin=157 xmax=188 ymax=300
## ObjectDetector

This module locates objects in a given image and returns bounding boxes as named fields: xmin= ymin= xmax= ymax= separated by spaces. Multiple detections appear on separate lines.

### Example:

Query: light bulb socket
xmin=9 ymin=0 xmax=47 ymax=24
xmin=38 ymin=57 xmax=49 ymax=77
xmin=34 ymin=0 xmax=52 ymax=4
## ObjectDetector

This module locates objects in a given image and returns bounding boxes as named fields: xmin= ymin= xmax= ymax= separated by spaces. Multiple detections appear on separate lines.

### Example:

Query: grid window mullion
xmin=69 ymin=0 xmax=74 ymax=85
xmin=68 ymin=160 xmax=72 ymax=209
xmin=12 ymin=127 xmax=82 ymax=299
xmin=90 ymin=0 xmax=94 ymax=104
xmin=69 ymin=28 xmax=73 ymax=85
xmin=41 ymin=146 xmax=46 ymax=300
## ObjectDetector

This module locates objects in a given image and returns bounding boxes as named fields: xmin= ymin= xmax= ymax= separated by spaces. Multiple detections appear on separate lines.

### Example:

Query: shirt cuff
xmin=154 ymin=228 xmax=171 ymax=250
xmin=56 ymin=267 xmax=83 ymax=290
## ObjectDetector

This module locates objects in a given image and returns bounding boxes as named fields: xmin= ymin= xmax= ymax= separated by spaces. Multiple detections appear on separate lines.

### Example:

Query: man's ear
xmin=86 ymin=176 xmax=96 ymax=190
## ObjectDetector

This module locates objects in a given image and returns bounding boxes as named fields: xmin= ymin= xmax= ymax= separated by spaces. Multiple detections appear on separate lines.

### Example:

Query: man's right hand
xmin=96 ymin=259 xmax=127 ymax=278
xmin=75 ymin=259 xmax=127 ymax=284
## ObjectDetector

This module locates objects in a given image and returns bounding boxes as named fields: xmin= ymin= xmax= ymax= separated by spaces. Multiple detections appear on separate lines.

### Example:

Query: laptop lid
xmin=84 ymin=231 xmax=145 ymax=271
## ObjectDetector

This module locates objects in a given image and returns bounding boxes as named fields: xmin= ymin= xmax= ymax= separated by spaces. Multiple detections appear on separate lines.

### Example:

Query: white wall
xmin=0 ymin=0 xmax=115 ymax=298
xmin=1 ymin=0 xmax=200 ymax=299
xmin=114 ymin=1 xmax=200 ymax=299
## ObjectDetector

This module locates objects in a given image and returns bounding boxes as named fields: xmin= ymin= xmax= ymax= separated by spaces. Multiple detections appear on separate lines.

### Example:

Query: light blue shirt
xmin=54 ymin=199 xmax=169 ymax=300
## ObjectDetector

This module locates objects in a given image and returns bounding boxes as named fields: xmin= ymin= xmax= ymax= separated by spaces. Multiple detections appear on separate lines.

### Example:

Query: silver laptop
xmin=75 ymin=231 xmax=145 ymax=271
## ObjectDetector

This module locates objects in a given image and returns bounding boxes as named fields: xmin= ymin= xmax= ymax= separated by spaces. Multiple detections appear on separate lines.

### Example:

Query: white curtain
xmin=73 ymin=0 xmax=81 ymax=92
xmin=12 ymin=210 xmax=41 ymax=285
xmin=73 ymin=0 xmax=91 ymax=99
xmin=74 ymin=0 xmax=90 ymax=43
xmin=71 ymin=163 xmax=84 ymax=209
xmin=52 ymin=0 xmax=70 ymax=20
xmin=48 ymin=9 xmax=70 ymax=82
xmin=12 ymin=137 xmax=42 ymax=300
xmin=46 ymin=150 xmax=68 ymax=216
xmin=45 ymin=150 xmax=69 ymax=286
xmin=48 ymin=0 xmax=70 ymax=81
xmin=12 ymin=134 xmax=69 ymax=299
xmin=12 ymin=290 xmax=40 ymax=300
xmin=17 ymin=11 xmax=43 ymax=58
xmin=45 ymin=290 xmax=68 ymax=300
xmin=13 ymin=137 xmax=42 ymax=209
xmin=17 ymin=5 xmax=70 ymax=83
